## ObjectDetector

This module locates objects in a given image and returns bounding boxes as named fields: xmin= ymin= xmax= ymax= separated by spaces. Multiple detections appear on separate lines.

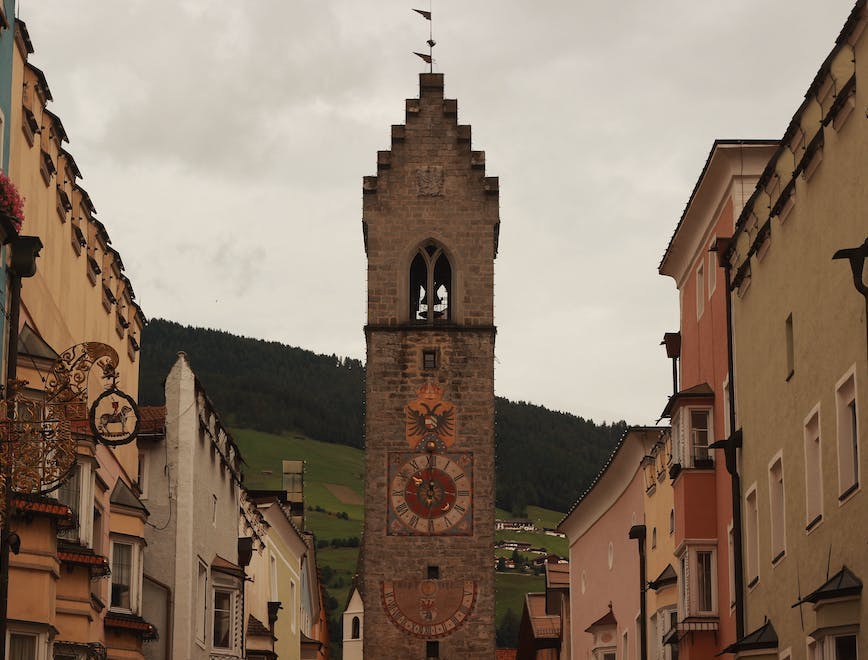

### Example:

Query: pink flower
xmin=0 ymin=172 xmax=25 ymax=232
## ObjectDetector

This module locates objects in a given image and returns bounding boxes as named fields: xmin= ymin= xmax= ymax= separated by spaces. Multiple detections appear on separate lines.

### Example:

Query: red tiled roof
xmin=58 ymin=550 xmax=109 ymax=567
xmin=526 ymin=593 xmax=561 ymax=639
xmin=212 ymin=554 xmax=244 ymax=577
xmin=104 ymin=612 xmax=157 ymax=639
xmin=585 ymin=607 xmax=617 ymax=632
xmin=138 ymin=406 xmax=166 ymax=434
xmin=496 ymin=650 xmax=517 ymax=660
xmin=12 ymin=496 xmax=71 ymax=518
xmin=247 ymin=614 xmax=273 ymax=637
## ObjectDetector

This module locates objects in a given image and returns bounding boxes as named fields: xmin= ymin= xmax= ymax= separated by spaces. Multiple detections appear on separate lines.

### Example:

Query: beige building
xmin=245 ymin=493 xmax=310 ymax=660
xmin=4 ymin=15 xmax=149 ymax=660
xmin=723 ymin=1 xmax=868 ymax=657
xmin=139 ymin=354 xmax=267 ymax=660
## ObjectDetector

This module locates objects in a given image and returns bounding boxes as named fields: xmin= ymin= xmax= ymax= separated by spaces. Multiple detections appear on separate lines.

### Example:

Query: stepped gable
xmin=362 ymin=73 xmax=500 ymax=258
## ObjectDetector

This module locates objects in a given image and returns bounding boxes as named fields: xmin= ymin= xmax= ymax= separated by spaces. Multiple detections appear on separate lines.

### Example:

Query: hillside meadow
xmin=232 ymin=428 xmax=567 ymax=643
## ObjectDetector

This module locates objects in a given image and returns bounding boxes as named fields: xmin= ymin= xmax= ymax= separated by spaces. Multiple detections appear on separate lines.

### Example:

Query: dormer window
xmin=410 ymin=242 xmax=451 ymax=323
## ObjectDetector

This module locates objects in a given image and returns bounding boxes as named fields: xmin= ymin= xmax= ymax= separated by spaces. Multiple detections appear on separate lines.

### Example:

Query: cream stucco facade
xmin=726 ymin=2 xmax=868 ymax=657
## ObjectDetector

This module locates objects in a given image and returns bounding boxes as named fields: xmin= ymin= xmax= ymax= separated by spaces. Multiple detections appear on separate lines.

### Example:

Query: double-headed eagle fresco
xmin=405 ymin=383 xmax=456 ymax=450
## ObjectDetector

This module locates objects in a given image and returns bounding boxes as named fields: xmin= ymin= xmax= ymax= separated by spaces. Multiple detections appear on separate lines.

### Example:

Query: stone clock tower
xmin=361 ymin=72 xmax=498 ymax=658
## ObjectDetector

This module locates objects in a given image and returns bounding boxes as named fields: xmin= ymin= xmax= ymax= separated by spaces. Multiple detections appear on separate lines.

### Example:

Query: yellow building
xmin=4 ymin=16 xmax=148 ymax=660
xmin=640 ymin=428 xmax=678 ymax=660
xmin=245 ymin=494 xmax=310 ymax=660
xmin=724 ymin=1 xmax=868 ymax=657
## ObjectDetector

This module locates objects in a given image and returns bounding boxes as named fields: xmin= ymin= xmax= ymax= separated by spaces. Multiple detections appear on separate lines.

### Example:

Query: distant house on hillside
xmin=496 ymin=518 xmax=536 ymax=532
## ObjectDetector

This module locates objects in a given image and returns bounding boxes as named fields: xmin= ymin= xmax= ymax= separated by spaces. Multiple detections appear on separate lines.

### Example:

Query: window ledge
xmin=747 ymin=576 xmax=759 ymax=590
xmin=839 ymin=482 xmax=859 ymax=503
xmin=771 ymin=549 xmax=786 ymax=566
xmin=805 ymin=514 xmax=823 ymax=532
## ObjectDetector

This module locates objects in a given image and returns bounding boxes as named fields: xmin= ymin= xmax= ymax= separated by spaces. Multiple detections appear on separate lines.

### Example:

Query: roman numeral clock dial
xmin=388 ymin=451 xmax=473 ymax=536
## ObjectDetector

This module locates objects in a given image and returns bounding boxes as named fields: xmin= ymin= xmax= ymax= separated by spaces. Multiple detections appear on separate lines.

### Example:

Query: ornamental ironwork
xmin=0 ymin=342 xmax=139 ymax=525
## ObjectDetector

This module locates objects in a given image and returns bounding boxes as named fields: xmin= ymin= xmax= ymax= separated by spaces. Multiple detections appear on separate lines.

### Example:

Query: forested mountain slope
xmin=140 ymin=319 xmax=626 ymax=513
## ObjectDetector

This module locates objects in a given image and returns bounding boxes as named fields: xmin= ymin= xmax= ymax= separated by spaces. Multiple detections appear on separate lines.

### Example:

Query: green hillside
xmin=231 ymin=428 xmax=563 ymax=648
xmin=141 ymin=318 xmax=627 ymax=514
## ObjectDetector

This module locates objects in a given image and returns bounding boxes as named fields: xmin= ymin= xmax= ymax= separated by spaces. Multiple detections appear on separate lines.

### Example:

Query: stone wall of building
xmin=361 ymin=72 xmax=499 ymax=659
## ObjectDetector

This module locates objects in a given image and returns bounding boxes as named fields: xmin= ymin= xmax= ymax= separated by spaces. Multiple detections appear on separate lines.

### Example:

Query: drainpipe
xmin=712 ymin=237 xmax=745 ymax=641
xmin=628 ymin=524 xmax=648 ymax=660
xmin=0 ymin=235 xmax=42 ymax=660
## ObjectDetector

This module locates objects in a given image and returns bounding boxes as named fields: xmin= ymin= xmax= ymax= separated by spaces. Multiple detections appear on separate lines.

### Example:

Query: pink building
xmin=658 ymin=140 xmax=777 ymax=658
xmin=558 ymin=428 xmax=659 ymax=659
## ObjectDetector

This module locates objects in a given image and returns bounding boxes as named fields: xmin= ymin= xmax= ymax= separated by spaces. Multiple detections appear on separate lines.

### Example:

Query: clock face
xmin=388 ymin=452 xmax=472 ymax=535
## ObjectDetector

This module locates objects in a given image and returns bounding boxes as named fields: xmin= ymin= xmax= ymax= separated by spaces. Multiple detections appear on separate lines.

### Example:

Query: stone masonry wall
xmin=361 ymin=73 xmax=499 ymax=659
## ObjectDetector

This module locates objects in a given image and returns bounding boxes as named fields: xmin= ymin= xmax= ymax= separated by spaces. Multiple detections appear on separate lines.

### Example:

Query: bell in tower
xmin=360 ymin=71 xmax=500 ymax=659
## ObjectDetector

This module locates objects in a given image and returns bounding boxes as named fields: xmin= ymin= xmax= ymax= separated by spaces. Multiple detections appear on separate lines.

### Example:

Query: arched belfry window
xmin=409 ymin=243 xmax=451 ymax=322
xmin=351 ymin=616 xmax=361 ymax=639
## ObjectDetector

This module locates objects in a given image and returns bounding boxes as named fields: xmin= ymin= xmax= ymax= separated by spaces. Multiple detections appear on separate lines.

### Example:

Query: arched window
xmin=409 ymin=243 xmax=451 ymax=322
xmin=351 ymin=616 xmax=361 ymax=639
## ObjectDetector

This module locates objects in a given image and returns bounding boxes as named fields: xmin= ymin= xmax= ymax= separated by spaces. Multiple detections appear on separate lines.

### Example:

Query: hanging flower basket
xmin=0 ymin=172 xmax=25 ymax=232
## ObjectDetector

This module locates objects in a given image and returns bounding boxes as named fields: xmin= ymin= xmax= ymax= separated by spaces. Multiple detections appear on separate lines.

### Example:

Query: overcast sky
xmin=16 ymin=0 xmax=858 ymax=425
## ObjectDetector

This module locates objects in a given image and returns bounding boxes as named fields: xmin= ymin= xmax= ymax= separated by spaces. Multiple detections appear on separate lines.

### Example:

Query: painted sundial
xmin=381 ymin=579 xmax=477 ymax=639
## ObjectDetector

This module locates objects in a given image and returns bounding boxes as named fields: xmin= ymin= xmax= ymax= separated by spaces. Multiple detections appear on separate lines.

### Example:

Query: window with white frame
xmin=727 ymin=523 xmax=735 ymax=610
xmin=110 ymin=539 xmax=142 ymax=613
xmin=809 ymin=632 xmax=858 ymax=659
xmin=658 ymin=606 xmax=678 ymax=660
xmin=836 ymin=369 xmax=859 ymax=500
xmin=137 ymin=451 xmax=149 ymax=500
xmin=768 ymin=456 xmax=786 ymax=562
xmin=680 ymin=553 xmax=689 ymax=615
xmin=111 ymin=542 xmax=133 ymax=610
xmin=696 ymin=262 xmax=705 ymax=319
xmin=290 ymin=579 xmax=297 ymax=630
xmin=831 ymin=634 xmax=857 ymax=660
xmin=270 ymin=553 xmax=278 ymax=602
xmin=213 ymin=589 xmax=234 ymax=649
xmin=55 ymin=462 xmax=95 ymax=546
xmin=708 ymin=250 xmax=717 ymax=297
xmin=690 ymin=409 xmax=712 ymax=466
xmin=804 ymin=408 xmax=823 ymax=529
xmin=8 ymin=633 xmax=36 ymax=660
xmin=745 ymin=487 xmax=759 ymax=586
xmin=196 ymin=560 xmax=207 ymax=644
xmin=7 ymin=629 xmax=48 ymax=660
xmin=681 ymin=547 xmax=716 ymax=616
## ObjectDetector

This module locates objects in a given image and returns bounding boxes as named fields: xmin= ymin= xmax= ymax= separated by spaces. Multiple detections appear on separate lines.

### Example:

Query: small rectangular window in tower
xmin=785 ymin=314 xmax=795 ymax=380
xmin=423 ymin=349 xmax=438 ymax=370
xmin=427 ymin=565 xmax=439 ymax=579
xmin=426 ymin=641 xmax=439 ymax=658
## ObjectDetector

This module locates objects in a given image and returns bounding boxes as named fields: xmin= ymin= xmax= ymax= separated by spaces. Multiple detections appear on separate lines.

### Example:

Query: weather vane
xmin=412 ymin=1 xmax=435 ymax=73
